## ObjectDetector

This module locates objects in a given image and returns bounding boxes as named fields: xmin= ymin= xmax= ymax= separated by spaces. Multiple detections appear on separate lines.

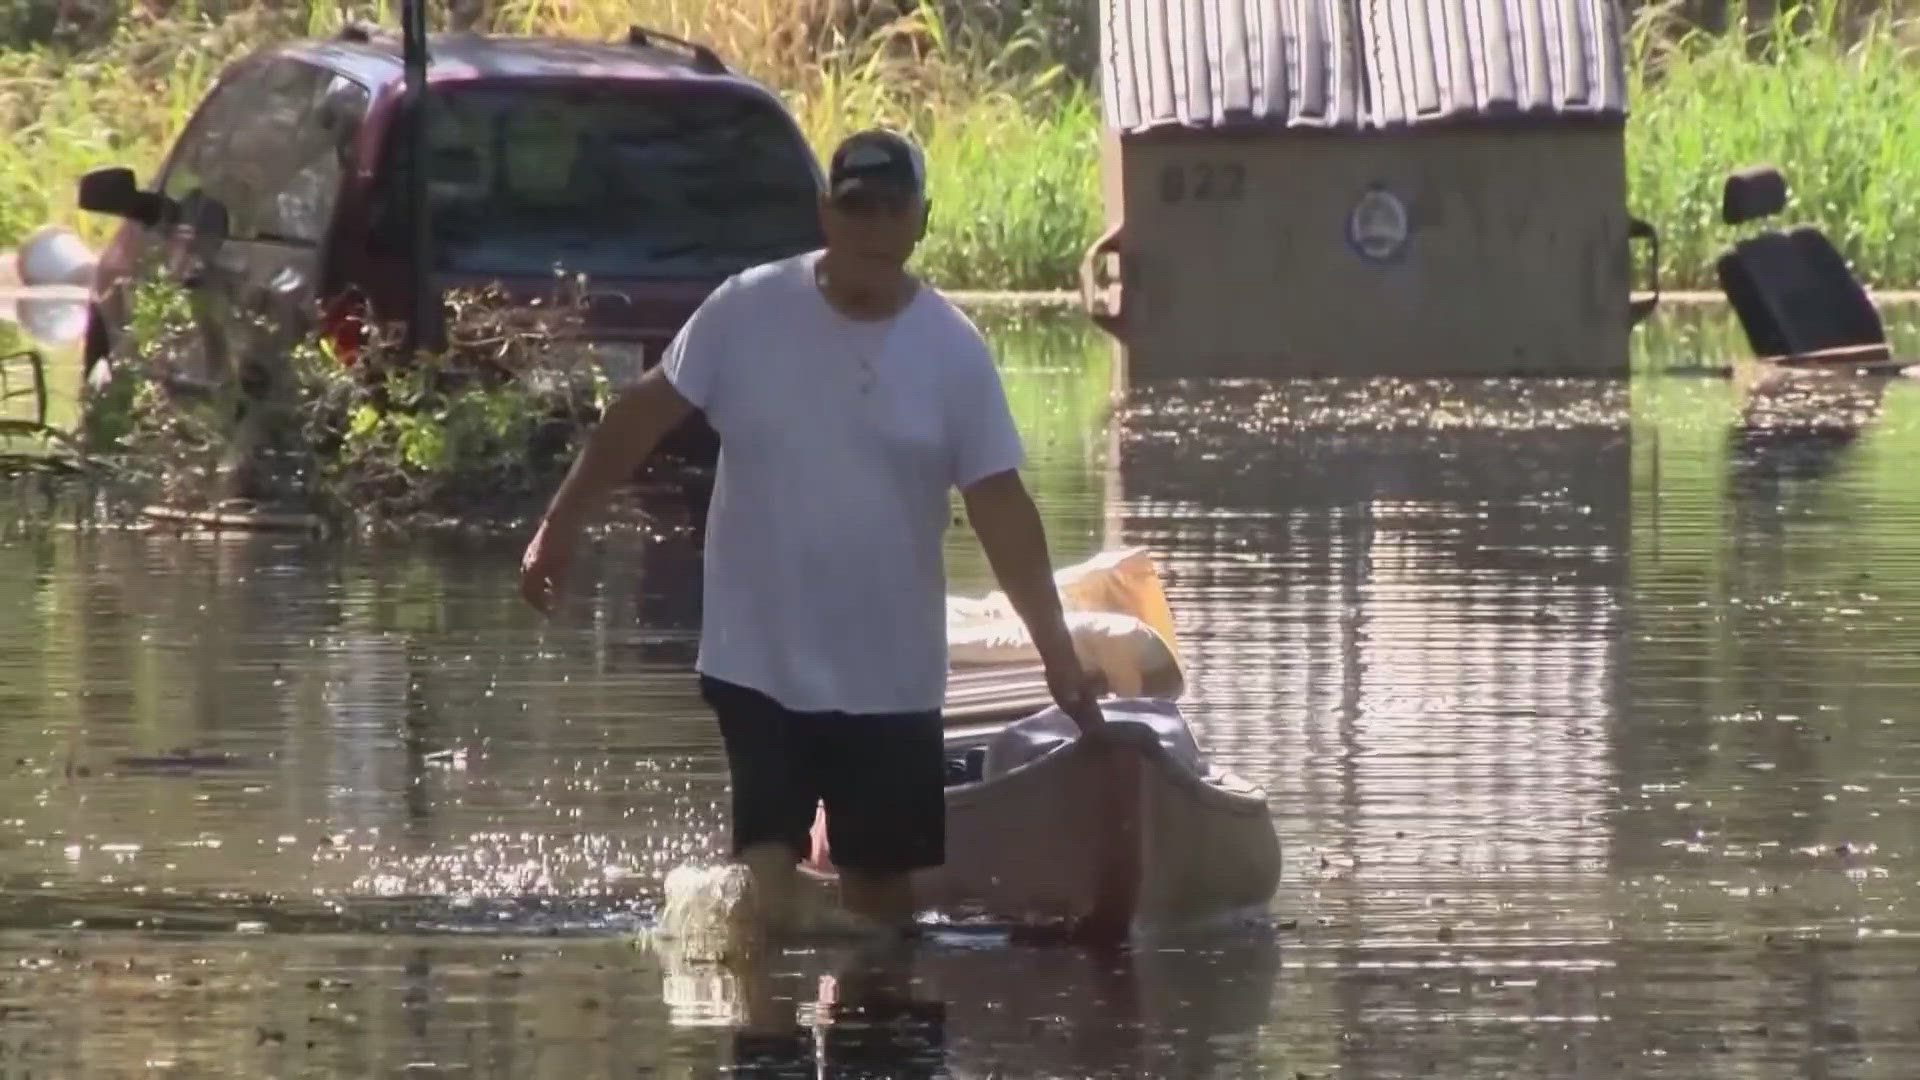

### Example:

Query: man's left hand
xmin=956 ymin=468 xmax=1109 ymax=735
xmin=1046 ymin=655 xmax=1107 ymax=734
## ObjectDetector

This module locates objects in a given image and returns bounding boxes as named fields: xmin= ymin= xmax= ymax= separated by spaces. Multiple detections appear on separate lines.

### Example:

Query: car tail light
xmin=320 ymin=295 xmax=366 ymax=366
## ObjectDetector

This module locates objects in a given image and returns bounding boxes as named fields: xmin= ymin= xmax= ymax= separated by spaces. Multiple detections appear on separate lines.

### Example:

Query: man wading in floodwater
xmin=519 ymin=129 xmax=1105 ymax=934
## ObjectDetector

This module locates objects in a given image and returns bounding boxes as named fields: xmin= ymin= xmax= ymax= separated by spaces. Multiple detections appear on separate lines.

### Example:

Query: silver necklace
xmin=817 ymin=265 xmax=895 ymax=395
xmin=848 ymin=318 xmax=885 ymax=395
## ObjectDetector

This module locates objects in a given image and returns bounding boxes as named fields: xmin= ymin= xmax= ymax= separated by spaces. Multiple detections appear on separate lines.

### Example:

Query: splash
xmin=652 ymin=862 xmax=763 ymax=963
xmin=647 ymin=859 xmax=897 ymax=965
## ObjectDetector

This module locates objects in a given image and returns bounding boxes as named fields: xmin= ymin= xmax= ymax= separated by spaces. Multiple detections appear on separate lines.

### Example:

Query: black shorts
xmin=701 ymin=675 xmax=945 ymax=873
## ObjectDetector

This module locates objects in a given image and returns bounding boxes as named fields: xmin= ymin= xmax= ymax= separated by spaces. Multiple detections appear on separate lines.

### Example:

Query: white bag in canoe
xmin=943 ymin=547 xmax=1186 ymax=717
xmin=947 ymin=547 xmax=1180 ymax=655
xmin=947 ymin=610 xmax=1184 ymax=700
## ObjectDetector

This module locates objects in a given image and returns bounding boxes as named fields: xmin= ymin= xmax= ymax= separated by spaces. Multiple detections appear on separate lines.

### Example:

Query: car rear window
xmin=374 ymin=83 xmax=824 ymax=279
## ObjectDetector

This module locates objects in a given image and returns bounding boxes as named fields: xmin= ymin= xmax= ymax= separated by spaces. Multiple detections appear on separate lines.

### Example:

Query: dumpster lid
xmin=1100 ymin=0 xmax=1629 ymax=135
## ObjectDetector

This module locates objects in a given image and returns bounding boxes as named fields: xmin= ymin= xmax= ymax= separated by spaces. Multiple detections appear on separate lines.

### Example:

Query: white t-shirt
xmin=660 ymin=250 xmax=1026 ymax=715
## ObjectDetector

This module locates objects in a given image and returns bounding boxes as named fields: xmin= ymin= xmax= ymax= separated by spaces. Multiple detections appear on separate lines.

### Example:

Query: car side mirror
xmin=77 ymin=166 xmax=168 ymax=228
xmin=187 ymin=195 xmax=230 ymax=240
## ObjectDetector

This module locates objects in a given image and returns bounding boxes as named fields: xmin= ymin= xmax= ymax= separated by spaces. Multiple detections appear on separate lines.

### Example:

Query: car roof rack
xmin=626 ymin=25 xmax=726 ymax=75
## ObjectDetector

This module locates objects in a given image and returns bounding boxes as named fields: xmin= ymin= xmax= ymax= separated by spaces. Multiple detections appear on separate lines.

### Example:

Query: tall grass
xmin=1 ymin=0 xmax=1916 ymax=292
xmin=1627 ymin=0 xmax=1920 ymax=290
xmin=0 ymin=7 xmax=298 ymax=248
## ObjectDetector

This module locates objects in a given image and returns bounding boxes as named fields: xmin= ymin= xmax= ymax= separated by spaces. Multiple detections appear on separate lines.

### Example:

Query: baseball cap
xmin=828 ymin=128 xmax=926 ymax=205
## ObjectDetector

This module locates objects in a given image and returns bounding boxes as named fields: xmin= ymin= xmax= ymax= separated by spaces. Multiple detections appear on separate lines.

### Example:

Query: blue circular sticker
xmin=1347 ymin=185 xmax=1410 ymax=264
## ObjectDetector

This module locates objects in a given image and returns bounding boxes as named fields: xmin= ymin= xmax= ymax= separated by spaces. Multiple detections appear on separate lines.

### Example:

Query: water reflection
xmin=1116 ymin=376 xmax=1626 ymax=924
xmin=3 ymin=309 xmax=1920 ymax=1074
xmin=0 ymin=287 xmax=89 ymax=348
xmin=653 ymin=927 xmax=1281 ymax=1078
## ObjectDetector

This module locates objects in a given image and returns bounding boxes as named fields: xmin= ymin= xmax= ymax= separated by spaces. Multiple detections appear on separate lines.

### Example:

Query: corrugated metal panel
xmin=1099 ymin=0 xmax=1628 ymax=134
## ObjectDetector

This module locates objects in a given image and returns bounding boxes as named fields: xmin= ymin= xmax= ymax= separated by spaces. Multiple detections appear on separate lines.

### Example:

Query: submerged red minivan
xmin=77 ymin=23 xmax=827 ymax=474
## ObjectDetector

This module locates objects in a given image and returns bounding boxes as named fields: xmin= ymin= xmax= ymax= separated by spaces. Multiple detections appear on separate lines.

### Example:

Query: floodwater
xmin=3 ymin=308 xmax=1920 ymax=1077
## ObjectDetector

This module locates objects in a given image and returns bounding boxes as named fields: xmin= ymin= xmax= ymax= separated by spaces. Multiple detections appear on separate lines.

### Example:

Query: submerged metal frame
xmin=0 ymin=349 xmax=49 ymax=432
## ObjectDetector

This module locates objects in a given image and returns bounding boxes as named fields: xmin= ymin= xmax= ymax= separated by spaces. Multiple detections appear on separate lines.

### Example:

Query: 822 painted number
xmin=1159 ymin=161 xmax=1246 ymax=203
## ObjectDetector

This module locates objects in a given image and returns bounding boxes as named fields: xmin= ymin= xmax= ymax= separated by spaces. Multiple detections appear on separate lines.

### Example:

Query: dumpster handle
xmin=1079 ymin=223 xmax=1126 ymax=334
xmin=1628 ymin=216 xmax=1660 ymax=327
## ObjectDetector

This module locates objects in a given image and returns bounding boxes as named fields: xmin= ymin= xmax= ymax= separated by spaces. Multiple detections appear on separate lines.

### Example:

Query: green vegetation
xmin=68 ymin=275 xmax=611 ymax=526
xmin=61 ymin=278 xmax=1113 ymax=532
xmin=7 ymin=2 xmax=1908 ymax=293
xmin=1627 ymin=0 xmax=1920 ymax=292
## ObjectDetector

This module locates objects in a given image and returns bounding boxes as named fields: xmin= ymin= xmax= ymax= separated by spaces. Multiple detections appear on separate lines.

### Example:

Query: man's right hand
xmin=516 ymin=370 xmax=696 ymax=615
xmin=519 ymin=521 xmax=576 ymax=615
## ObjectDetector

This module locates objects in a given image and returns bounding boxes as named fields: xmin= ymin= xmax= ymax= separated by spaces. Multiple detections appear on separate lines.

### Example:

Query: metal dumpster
xmin=1080 ymin=0 xmax=1657 ymax=381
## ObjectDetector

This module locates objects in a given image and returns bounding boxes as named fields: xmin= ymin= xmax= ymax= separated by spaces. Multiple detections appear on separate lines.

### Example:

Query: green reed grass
xmin=0 ymin=8 xmax=288 ymax=248
xmin=1627 ymin=1 xmax=1920 ymax=292
xmin=1 ymin=0 xmax=1915 ymax=292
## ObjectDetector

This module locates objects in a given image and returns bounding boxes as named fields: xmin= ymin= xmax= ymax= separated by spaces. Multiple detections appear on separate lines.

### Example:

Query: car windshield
xmin=378 ymin=83 xmax=823 ymax=279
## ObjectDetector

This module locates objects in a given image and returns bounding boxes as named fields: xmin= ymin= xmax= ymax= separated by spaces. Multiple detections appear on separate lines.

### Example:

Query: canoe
xmin=804 ymin=698 xmax=1281 ymax=942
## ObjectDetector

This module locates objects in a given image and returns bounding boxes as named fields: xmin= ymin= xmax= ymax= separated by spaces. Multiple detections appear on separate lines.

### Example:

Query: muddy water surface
xmin=3 ymin=312 xmax=1920 ymax=1077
